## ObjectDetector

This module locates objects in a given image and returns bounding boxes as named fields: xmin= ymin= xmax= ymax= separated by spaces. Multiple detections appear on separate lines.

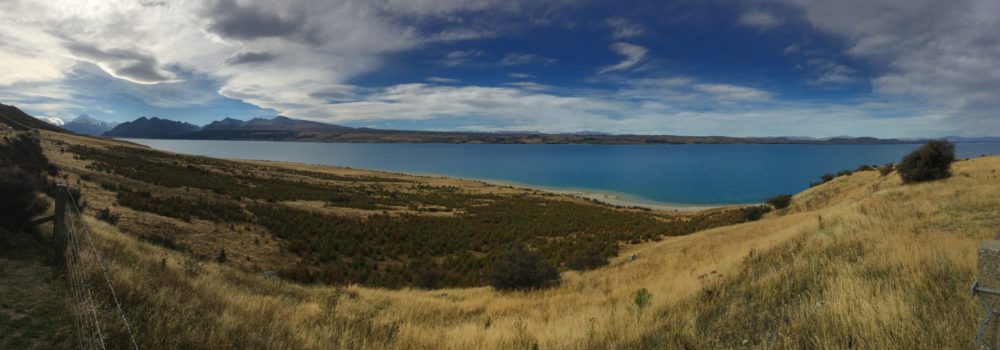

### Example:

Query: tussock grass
xmin=58 ymin=131 xmax=1000 ymax=348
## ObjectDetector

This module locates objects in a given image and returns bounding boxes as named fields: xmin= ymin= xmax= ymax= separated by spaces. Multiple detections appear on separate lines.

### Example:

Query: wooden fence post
xmin=973 ymin=239 xmax=1000 ymax=348
xmin=53 ymin=184 xmax=67 ymax=263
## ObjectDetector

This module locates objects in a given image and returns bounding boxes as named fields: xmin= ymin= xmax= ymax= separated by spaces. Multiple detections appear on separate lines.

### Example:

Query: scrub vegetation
xmin=60 ymin=134 xmax=764 ymax=289
xmin=16 ymin=131 xmax=1000 ymax=349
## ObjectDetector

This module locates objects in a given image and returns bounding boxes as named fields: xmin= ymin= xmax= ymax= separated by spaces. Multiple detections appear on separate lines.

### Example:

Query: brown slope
xmin=0 ymin=103 xmax=66 ymax=132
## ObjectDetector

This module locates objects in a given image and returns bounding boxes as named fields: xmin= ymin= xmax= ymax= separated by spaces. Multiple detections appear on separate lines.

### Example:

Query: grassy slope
xmin=0 ymin=228 xmax=75 ymax=350
xmin=39 ymin=129 xmax=1000 ymax=349
xmin=640 ymin=159 xmax=1000 ymax=349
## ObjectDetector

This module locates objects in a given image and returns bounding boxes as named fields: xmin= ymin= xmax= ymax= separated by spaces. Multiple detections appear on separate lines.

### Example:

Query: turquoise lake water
xmin=124 ymin=139 xmax=1000 ymax=205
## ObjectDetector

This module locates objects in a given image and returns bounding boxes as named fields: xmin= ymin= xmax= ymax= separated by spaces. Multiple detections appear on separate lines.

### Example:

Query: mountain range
xmin=98 ymin=115 xmax=936 ymax=144
xmin=3 ymin=101 xmax=997 ymax=145
xmin=103 ymin=117 xmax=200 ymax=138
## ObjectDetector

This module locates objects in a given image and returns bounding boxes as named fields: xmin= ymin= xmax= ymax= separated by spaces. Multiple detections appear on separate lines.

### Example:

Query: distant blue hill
xmin=98 ymin=114 xmax=1000 ymax=145
xmin=945 ymin=136 xmax=1000 ymax=143
xmin=103 ymin=117 xmax=201 ymax=138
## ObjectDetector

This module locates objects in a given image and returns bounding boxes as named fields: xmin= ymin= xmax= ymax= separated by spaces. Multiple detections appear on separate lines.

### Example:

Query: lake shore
xmin=547 ymin=189 xmax=734 ymax=211
xmin=472 ymin=178 xmax=736 ymax=212
xmin=235 ymin=158 xmax=727 ymax=212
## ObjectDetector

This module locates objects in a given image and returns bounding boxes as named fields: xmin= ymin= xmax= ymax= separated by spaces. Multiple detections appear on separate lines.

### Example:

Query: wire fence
xmin=63 ymin=187 xmax=139 ymax=350
xmin=972 ymin=281 xmax=999 ymax=349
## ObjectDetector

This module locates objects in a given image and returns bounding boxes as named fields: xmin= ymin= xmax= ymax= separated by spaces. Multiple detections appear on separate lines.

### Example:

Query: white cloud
xmin=441 ymin=50 xmax=484 ymax=67
xmin=766 ymin=0 xmax=1000 ymax=133
xmin=505 ymin=82 xmax=550 ymax=90
xmin=281 ymin=81 xmax=952 ymax=137
xmin=606 ymin=17 xmax=644 ymax=38
xmin=426 ymin=77 xmax=461 ymax=84
xmin=499 ymin=53 xmax=556 ymax=66
xmin=738 ymin=10 xmax=783 ymax=30
xmin=1 ymin=0 xmax=995 ymax=137
xmin=36 ymin=116 xmax=65 ymax=126
xmin=805 ymin=59 xmax=859 ymax=85
xmin=693 ymin=84 xmax=773 ymax=101
xmin=0 ymin=0 xmax=548 ymax=119
xmin=598 ymin=42 xmax=649 ymax=74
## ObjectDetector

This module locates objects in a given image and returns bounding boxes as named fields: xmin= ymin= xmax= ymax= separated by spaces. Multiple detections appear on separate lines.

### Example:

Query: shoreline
xmin=245 ymin=158 xmax=735 ymax=212
xmin=473 ymin=178 xmax=737 ymax=212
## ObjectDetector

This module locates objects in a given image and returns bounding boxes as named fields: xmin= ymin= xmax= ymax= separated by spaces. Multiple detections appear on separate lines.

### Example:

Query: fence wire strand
xmin=65 ymin=195 xmax=108 ymax=350
xmin=63 ymin=187 xmax=139 ymax=350
xmin=972 ymin=281 xmax=1000 ymax=350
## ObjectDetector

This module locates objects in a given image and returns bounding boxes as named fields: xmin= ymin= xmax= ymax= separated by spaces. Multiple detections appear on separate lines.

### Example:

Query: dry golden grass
xmin=49 ymin=129 xmax=1000 ymax=349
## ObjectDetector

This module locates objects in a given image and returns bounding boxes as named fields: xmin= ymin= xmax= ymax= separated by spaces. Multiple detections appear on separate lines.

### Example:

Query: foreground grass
xmin=0 ymin=230 xmax=74 ymax=350
xmin=45 ymin=130 xmax=1000 ymax=348
xmin=639 ymin=156 xmax=1000 ymax=349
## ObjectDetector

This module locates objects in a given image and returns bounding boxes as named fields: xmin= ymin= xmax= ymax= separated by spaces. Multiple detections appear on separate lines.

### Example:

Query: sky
xmin=0 ymin=0 xmax=998 ymax=138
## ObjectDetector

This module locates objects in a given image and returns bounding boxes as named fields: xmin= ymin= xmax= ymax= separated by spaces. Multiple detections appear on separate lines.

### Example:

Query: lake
xmin=123 ymin=139 xmax=1000 ymax=206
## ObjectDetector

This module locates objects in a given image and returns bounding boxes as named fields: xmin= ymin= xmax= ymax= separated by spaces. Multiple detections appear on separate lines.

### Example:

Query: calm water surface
xmin=124 ymin=139 xmax=1000 ymax=205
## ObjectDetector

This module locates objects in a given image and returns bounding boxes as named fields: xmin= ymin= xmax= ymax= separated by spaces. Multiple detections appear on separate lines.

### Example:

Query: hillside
xmin=43 ymin=131 xmax=763 ymax=289
xmin=0 ymin=103 xmax=65 ymax=132
xmin=30 ymin=129 xmax=1000 ymax=349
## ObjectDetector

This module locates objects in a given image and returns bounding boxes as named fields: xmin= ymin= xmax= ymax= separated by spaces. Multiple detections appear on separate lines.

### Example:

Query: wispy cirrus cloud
xmin=598 ymin=42 xmax=648 ymax=74
xmin=499 ymin=53 xmax=556 ymax=66
xmin=606 ymin=17 xmax=644 ymax=38
xmin=738 ymin=10 xmax=783 ymax=30
xmin=426 ymin=76 xmax=461 ymax=84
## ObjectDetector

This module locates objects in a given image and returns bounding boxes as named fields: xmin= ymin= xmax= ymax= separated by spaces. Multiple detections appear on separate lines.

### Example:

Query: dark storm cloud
xmin=65 ymin=41 xmax=175 ymax=84
xmin=205 ymin=0 xmax=312 ymax=42
xmin=226 ymin=51 xmax=277 ymax=65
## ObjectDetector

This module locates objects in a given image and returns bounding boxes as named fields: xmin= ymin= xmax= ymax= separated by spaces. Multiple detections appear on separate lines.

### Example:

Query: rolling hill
xmin=31 ymin=129 xmax=1000 ymax=349
xmin=0 ymin=103 xmax=65 ymax=132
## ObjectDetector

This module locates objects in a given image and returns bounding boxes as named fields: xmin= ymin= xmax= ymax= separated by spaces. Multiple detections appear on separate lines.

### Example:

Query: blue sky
xmin=1 ymin=0 xmax=997 ymax=137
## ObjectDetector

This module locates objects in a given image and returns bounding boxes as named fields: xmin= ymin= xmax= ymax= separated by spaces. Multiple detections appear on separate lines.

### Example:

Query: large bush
xmin=897 ymin=140 xmax=955 ymax=183
xmin=0 ymin=134 xmax=56 ymax=176
xmin=0 ymin=135 xmax=53 ymax=240
xmin=568 ymin=247 xmax=609 ymax=271
xmin=490 ymin=246 xmax=560 ymax=291
xmin=0 ymin=167 xmax=50 ymax=238
xmin=765 ymin=194 xmax=792 ymax=209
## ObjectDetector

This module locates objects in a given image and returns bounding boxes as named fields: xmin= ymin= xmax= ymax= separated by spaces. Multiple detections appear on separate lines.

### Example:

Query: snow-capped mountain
xmin=63 ymin=114 xmax=118 ymax=136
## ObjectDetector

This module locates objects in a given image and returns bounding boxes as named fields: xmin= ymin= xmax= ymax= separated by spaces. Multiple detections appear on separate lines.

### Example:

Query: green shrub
xmin=898 ymin=140 xmax=955 ymax=183
xmin=95 ymin=207 xmax=120 ymax=226
xmin=490 ymin=246 xmax=560 ymax=291
xmin=568 ymin=247 xmax=609 ymax=271
xmin=878 ymin=163 xmax=895 ymax=176
xmin=0 ymin=134 xmax=57 ymax=177
xmin=809 ymin=173 xmax=837 ymax=187
xmin=0 ymin=167 xmax=50 ymax=238
xmin=416 ymin=269 xmax=441 ymax=290
xmin=740 ymin=205 xmax=772 ymax=221
xmin=634 ymin=288 xmax=651 ymax=312
xmin=765 ymin=194 xmax=792 ymax=209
